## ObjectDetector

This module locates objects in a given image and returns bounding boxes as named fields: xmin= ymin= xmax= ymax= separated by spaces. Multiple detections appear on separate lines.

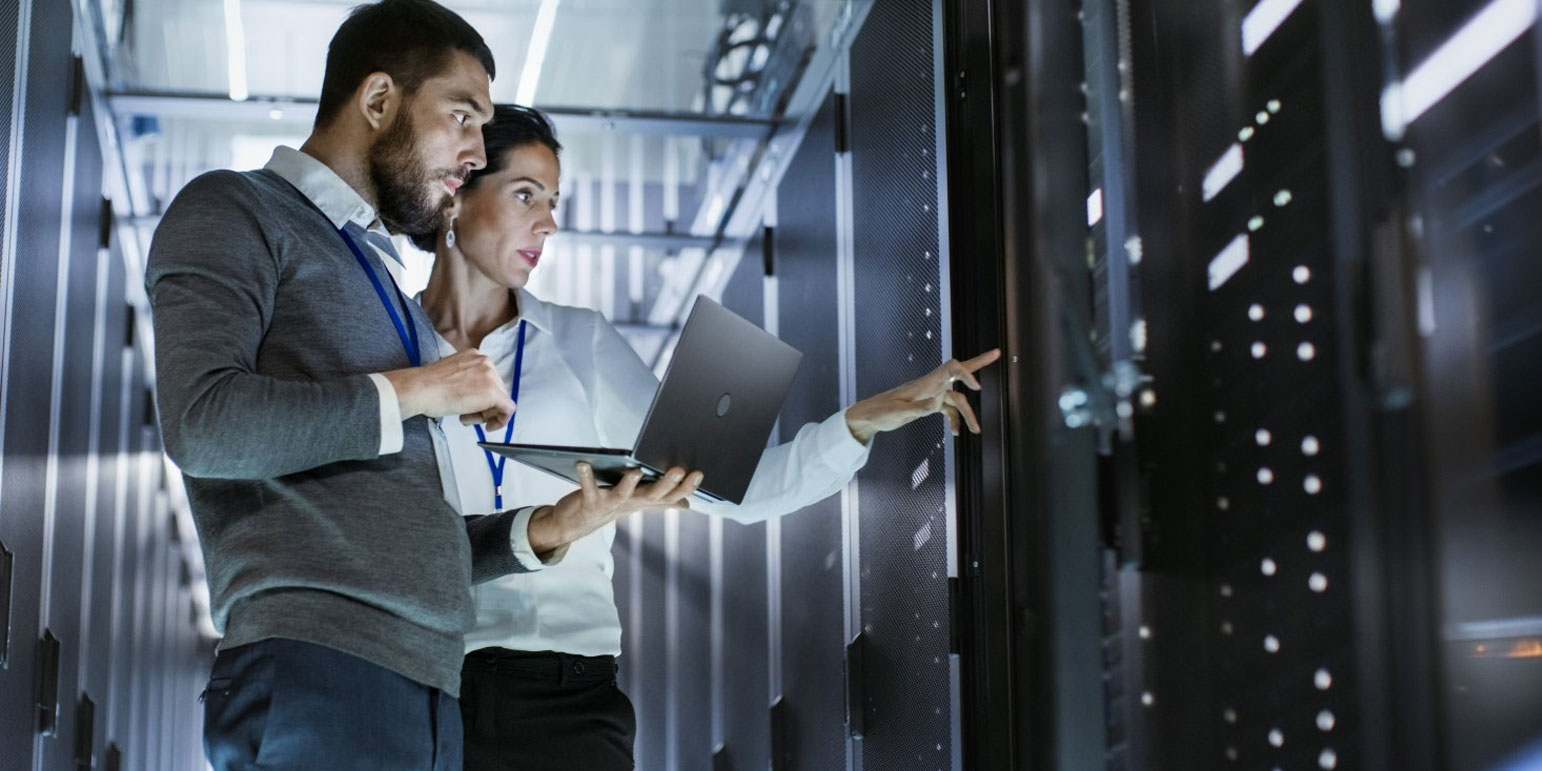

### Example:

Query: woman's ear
xmin=443 ymin=194 xmax=463 ymax=222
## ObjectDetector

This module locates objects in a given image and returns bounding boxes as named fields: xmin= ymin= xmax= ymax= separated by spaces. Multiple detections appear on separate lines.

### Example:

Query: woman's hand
xmin=843 ymin=349 xmax=1002 ymax=444
xmin=526 ymin=462 xmax=703 ymax=555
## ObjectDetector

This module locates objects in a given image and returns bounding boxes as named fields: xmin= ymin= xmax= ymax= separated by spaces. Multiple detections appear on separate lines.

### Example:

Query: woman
xmin=413 ymin=104 xmax=998 ymax=770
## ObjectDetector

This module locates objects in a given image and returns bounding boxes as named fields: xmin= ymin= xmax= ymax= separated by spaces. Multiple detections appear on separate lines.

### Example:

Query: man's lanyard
xmin=473 ymin=320 xmax=528 ymax=510
xmin=336 ymin=227 xmax=422 ymax=367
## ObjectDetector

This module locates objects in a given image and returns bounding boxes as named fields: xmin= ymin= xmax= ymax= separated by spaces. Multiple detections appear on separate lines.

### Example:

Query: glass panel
xmin=1384 ymin=1 xmax=1542 ymax=768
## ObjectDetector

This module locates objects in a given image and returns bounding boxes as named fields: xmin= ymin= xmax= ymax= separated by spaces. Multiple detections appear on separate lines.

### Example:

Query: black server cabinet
xmin=1387 ymin=1 xmax=1542 ymax=768
xmin=848 ymin=1 xmax=957 ymax=767
xmin=0 ymin=0 xmax=77 ymax=762
xmin=773 ymin=90 xmax=846 ymax=771
xmin=38 ymin=89 xmax=106 ymax=771
xmin=1108 ymin=1 xmax=1388 ymax=768
xmin=1076 ymin=0 xmax=1441 ymax=768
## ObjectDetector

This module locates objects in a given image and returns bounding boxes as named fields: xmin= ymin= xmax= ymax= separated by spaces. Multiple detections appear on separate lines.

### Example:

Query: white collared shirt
xmin=438 ymin=289 xmax=871 ymax=656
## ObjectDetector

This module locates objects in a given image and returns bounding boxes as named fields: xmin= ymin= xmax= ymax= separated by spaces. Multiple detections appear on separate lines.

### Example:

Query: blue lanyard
xmin=473 ymin=320 xmax=527 ymax=510
xmin=337 ymin=227 xmax=422 ymax=367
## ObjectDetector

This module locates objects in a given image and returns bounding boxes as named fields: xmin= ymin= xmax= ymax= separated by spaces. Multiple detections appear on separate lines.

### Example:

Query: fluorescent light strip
xmin=1087 ymin=188 xmax=1104 ymax=227
xmin=1208 ymin=234 xmax=1250 ymax=290
xmin=224 ymin=0 xmax=248 ymax=101
xmin=516 ymin=0 xmax=561 ymax=105
xmin=1373 ymin=0 xmax=1401 ymax=24
xmin=1381 ymin=0 xmax=1536 ymax=138
xmin=1242 ymin=0 xmax=1306 ymax=56
xmin=1203 ymin=143 xmax=1245 ymax=202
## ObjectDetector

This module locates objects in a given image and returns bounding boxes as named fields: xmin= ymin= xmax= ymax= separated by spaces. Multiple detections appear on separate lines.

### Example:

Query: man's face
xmin=369 ymin=49 xmax=492 ymax=234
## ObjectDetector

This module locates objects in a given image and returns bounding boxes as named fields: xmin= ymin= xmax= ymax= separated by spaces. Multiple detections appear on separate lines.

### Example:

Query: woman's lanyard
xmin=473 ymin=320 xmax=528 ymax=510
xmin=336 ymin=227 xmax=422 ymax=366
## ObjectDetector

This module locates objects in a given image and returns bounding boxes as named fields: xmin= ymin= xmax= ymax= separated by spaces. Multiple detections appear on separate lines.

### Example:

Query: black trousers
xmin=460 ymin=648 xmax=635 ymax=770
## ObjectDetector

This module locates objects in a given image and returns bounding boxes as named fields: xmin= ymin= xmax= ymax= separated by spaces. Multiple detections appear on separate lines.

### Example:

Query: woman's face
xmin=452 ymin=142 xmax=561 ymax=290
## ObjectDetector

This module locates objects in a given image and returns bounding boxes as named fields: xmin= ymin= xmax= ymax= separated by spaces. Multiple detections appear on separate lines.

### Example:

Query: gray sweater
xmin=147 ymin=168 xmax=529 ymax=696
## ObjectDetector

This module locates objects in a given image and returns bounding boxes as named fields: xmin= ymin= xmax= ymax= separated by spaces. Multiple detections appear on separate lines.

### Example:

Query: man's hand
xmin=844 ymin=349 xmax=1002 ymax=444
xmin=381 ymin=349 xmax=516 ymax=431
xmin=526 ymin=462 xmax=704 ymax=556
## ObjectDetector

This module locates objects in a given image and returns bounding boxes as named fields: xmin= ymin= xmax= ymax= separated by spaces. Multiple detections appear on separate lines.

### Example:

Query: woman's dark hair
xmin=409 ymin=104 xmax=563 ymax=252
xmin=315 ymin=0 xmax=496 ymax=129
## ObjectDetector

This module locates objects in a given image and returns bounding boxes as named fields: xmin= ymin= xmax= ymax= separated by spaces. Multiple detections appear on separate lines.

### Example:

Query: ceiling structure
xmin=96 ymin=0 xmax=846 ymax=359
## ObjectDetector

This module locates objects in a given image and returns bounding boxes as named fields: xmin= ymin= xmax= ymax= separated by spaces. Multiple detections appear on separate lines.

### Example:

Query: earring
xmin=446 ymin=218 xmax=457 ymax=248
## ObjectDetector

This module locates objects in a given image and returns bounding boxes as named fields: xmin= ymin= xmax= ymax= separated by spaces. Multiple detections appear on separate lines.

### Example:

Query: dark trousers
xmin=202 ymin=638 xmax=462 ymax=771
xmin=461 ymin=648 xmax=635 ymax=771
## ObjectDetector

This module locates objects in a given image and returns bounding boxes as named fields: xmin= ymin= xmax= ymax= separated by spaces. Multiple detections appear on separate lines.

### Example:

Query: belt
xmin=464 ymin=647 xmax=618 ymax=684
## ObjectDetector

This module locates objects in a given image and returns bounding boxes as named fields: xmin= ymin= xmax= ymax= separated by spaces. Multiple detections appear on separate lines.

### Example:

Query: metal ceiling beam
xmin=105 ymin=91 xmax=776 ymax=138
xmin=126 ymin=213 xmax=723 ymax=252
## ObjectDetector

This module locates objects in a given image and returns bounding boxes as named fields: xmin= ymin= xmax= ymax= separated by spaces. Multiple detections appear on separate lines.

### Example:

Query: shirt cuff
xmin=819 ymin=408 xmax=873 ymax=470
xmin=367 ymin=373 xmax=404 ymax=455
xmin=509 ymin=506 xmax=569 ymax=570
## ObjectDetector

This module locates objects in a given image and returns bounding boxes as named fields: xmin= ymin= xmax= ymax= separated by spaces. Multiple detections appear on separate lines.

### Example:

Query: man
xmin=146 ymin=2 xmax=698 ymax=768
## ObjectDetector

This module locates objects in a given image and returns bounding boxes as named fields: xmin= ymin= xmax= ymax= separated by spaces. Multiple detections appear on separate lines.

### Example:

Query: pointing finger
xmin=961 ymin=348 xmax=1002 ymax=374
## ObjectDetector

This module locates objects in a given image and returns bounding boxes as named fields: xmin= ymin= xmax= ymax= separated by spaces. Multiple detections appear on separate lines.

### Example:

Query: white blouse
xmin=434 ymin=289 xmax=871 ymax=656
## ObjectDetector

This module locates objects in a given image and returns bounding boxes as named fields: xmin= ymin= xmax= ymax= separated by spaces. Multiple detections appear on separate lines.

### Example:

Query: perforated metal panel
xmin=0 ymin=0 xmax=74 ymax=762
xmin=773 ymin=90 xmax=846 ymax=771
xmin=1120 ymin=1 xmax=1366 ymax=768
xmin=849 ymin=1 xmax=953 ymax=767
xmin=0 ymin=0 xmax=19 ymax=313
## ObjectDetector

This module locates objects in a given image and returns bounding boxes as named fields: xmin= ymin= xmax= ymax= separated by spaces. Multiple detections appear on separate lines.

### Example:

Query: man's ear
xmin=356 ymin=72 xmax=400 ymax=131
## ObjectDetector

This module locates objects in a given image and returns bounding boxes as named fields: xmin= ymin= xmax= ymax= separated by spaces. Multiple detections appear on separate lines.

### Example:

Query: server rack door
xmin=1382 ymin=1 xmax=1542 ymax=767
xmin=713 ymin=245 xmax=772 ymax=771
xmin=633 ymin=510 xmax=669 ymax=771
xmin=772 ymin=90 xmax=847 ymax=771
xmin=122 ymin=429 xmax=158 ymax=770
xmin=672 ymin=508 xmax=713 ymax=771
xmin=0 ymin=0 xmax=18 ymax=323
xmin=1114 ymin=1 xmax=1395 ymax=768
xmin=105 ymin=366 xmax=149 ymax=753
xmin=79 ymin=236 xmax=126 ymax=771
xmin=848 ymin=1 xmax=957 ymax=767
xmin=39 ymin=90 xmax=105 ymax=771
xmin=0 ymin=0 xmax=74 ymax=762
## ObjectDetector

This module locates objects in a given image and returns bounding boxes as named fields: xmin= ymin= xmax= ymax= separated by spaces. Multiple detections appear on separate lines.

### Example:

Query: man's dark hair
xmin=409 ymin=105 xmax=562 ymax=252
xmin=315 ymin=0 xmax=496 ymax=129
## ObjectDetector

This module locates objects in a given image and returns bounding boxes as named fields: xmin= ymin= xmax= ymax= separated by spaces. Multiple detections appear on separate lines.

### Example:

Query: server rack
xmin=1386 ymin=1 xmax=1542 ymax=768
xmin=948 ymin=0 xmax=1542 ymax=768
xmin=618 ymin=2 xmax=970 ymax=768
xmin=0 ymin=2 xmax=210 ymax=768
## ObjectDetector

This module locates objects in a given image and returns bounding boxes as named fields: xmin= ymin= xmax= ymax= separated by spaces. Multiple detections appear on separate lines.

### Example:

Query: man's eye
xmin=455 ymin=114 xmax=469 ymax=126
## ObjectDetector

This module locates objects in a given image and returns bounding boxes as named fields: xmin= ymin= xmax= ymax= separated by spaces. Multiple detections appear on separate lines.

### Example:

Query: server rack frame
xmin=943 ymin=0 xmax=1109 ymax=768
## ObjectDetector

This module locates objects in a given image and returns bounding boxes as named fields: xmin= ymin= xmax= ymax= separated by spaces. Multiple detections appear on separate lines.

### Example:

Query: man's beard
xmin=368 ymin=109 xmax=452 ymax=236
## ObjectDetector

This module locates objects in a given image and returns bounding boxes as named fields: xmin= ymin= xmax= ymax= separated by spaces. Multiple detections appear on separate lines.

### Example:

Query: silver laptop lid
xmin=633 ymin=296 xmax=803 ymax=504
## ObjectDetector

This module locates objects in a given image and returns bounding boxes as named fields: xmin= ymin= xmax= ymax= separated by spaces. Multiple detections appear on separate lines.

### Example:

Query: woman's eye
xmin=515 ymin=191 xmax=533 ymax=204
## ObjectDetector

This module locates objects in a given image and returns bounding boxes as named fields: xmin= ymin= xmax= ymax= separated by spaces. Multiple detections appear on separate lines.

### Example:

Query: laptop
xmin=477 ymin=296 xmax=803 ymax=504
